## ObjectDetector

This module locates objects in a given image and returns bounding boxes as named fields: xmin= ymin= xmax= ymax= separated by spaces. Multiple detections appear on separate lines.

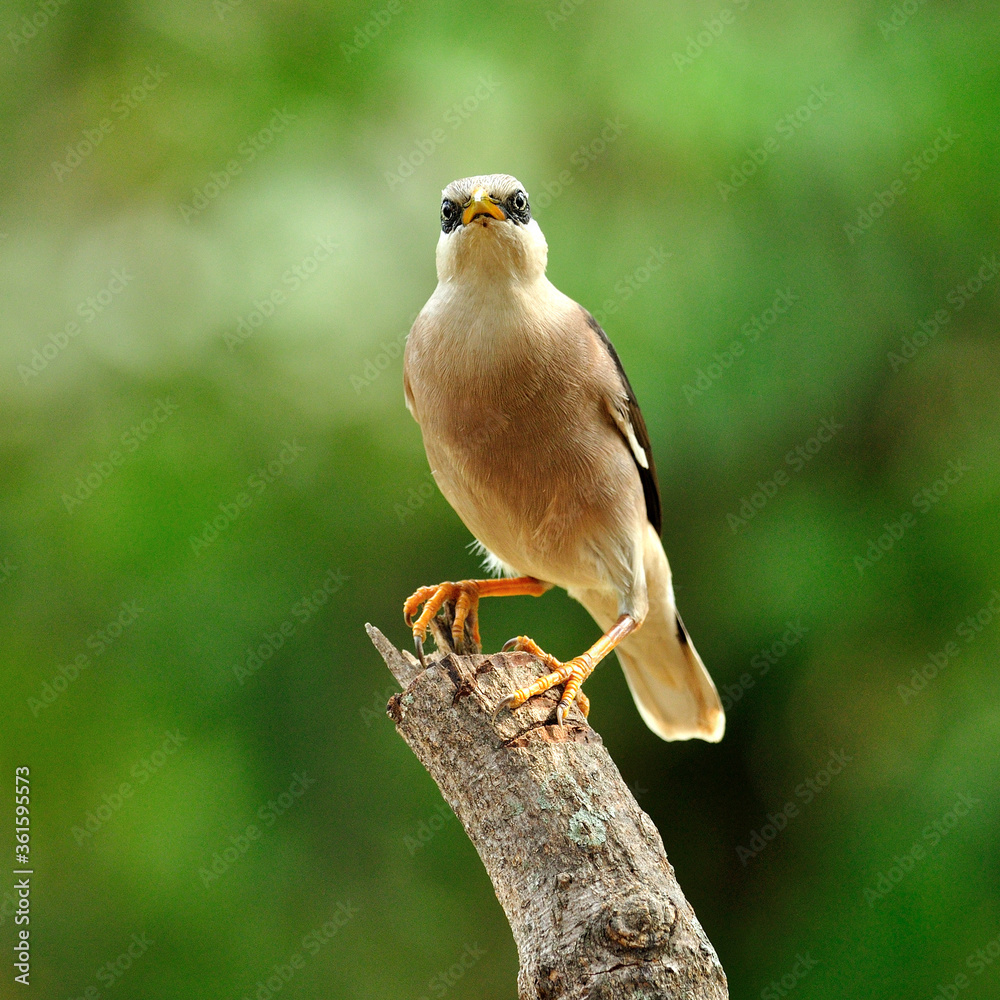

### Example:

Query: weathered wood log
xmin=367 ymin=613 xmax=728 ymax=1000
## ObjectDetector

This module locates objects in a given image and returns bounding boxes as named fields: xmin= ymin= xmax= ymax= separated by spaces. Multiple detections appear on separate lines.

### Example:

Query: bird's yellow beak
xmin=462 ymin=187 xmax=506 ymax=225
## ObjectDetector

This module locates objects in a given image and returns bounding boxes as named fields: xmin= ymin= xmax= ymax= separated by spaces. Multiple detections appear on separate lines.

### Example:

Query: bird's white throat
xmin=426 ymin=216 xmax=573 ymax=360
xmin=436 ymin=216 xmax=549 ymax=284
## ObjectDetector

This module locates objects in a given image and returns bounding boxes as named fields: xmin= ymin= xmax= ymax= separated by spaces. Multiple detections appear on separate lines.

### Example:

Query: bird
xmin=401 ymin=173 xmax=724 ymax=742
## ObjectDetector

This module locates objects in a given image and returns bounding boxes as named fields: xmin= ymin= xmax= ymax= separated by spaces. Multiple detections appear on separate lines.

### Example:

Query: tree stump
xmin=367 ymin=612 xmax=728 ymax=1000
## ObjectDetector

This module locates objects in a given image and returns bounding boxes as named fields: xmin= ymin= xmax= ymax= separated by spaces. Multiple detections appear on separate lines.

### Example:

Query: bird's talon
xmin=492 ymin=639 xmax=593 ymax=726
xmin=491 ymin=693 xmax=518 ymax=724
xmin=414 ymin=634 xmax=425 ymax=667
xmin=403 ymin=579 xmax=491 ymax=658
xmin=502 ymin=636 xmax=520 ymax=652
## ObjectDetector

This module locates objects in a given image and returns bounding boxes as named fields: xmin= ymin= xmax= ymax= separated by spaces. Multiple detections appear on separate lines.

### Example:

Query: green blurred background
xmin=2 ymin=0 xmax=998 ymax=997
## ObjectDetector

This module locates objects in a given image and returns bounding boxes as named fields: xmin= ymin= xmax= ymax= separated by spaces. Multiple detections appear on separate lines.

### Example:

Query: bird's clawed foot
xmin=494 ymin=635 xmax=594 ymax=726
xmin=404 ymin=580 xmax=482 ymax=665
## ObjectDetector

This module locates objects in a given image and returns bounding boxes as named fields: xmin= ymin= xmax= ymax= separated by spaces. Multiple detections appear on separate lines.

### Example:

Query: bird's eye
xmin=441 ymin=199 xmax=462 ymax=233
xmin=511 ymin=190 xmax=528 ymax=213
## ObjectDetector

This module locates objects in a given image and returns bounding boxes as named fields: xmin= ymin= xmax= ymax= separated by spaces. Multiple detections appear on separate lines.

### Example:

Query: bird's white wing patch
xmin=606 ymin=395 xmax=649 ymax=469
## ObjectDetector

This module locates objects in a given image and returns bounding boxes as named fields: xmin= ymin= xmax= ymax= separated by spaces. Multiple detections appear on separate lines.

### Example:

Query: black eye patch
xmin=441 ymin=199 xmax=461 ymax=233
xmin=506 ymin=190 xmax=530 ymax=225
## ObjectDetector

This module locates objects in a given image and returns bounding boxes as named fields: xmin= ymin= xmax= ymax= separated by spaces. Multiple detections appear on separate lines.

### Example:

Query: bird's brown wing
xmin=581 ymin=309 xmax=662 ymax=536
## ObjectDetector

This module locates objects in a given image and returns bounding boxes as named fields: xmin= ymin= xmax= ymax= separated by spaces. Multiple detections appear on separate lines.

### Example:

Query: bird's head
xmin=435 ymin=174 xmax=548 ymax=284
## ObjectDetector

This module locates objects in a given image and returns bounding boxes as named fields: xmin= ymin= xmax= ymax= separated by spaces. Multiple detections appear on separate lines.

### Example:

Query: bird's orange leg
xmin=404 ymin=577 xmax=551 ymax=664
xmin=494 ymin=614 xmax=639 ymax=726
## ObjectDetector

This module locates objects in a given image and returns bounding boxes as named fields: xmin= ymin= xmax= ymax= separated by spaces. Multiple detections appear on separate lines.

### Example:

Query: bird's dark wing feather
xmin=582 ymin=309 xmax=662 ymax=536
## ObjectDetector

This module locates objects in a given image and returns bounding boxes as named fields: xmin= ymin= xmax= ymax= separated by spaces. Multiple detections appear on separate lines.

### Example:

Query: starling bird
xmin=402 ymin=174 xmax=724 ymax=741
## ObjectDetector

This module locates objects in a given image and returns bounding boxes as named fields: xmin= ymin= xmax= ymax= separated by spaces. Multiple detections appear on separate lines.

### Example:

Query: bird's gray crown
xmin=442 ymin=174 xmax=526 ymax=205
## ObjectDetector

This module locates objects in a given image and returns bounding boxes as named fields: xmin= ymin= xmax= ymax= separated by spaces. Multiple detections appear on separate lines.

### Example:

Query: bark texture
xmin=367 ymin=613 xmax=728 ymax=1000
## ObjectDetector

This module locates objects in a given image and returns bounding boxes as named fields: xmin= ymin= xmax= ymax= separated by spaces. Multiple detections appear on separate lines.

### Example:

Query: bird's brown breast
xmin=404 ymin=299 xmax=644 ymax=587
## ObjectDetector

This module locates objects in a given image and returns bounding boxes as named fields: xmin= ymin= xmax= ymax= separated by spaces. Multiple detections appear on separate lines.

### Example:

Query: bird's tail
xmin=578 ymin=524 xmax=725 ymax=742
